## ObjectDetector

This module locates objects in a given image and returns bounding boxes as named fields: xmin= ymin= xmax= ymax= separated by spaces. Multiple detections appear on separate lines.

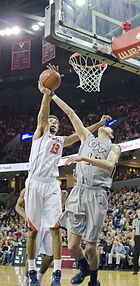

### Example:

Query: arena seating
xmin=0 ymin=97 xmax=139 ymax=163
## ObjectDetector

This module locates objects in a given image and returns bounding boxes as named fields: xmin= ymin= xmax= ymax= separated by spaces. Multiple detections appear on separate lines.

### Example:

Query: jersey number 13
xmin=50 ymin=143 xmax=60 ymax=155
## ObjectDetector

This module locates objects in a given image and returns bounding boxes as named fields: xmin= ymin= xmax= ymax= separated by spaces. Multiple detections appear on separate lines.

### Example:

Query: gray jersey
xmin=75 ymin=132 xmax=117 ymax=189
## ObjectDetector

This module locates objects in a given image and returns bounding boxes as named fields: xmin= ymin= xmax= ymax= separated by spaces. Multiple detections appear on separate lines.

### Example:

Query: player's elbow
xmin=107 ymin=162 xmax=115 ymax=171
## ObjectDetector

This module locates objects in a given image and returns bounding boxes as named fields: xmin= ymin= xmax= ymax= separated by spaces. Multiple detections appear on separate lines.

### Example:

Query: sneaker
xmin=88 ymin=280 xmax=100 ymax=286
xmin=133 ymin=271 xmax=138 ymax=275
xmin=51 ymin=270 xmax=61 ymax=286
xmin=71 ymin=269 xmax=90 ymax=285
xmin=29 ymin=270 xmax=41 ymax=286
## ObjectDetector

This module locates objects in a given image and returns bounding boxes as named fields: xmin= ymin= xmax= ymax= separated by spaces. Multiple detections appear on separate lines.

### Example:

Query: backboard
xmin=45 ymin=0 xmax=140 ymax=75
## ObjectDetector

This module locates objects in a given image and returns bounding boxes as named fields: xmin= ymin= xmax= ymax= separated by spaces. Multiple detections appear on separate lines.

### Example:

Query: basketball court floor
xmin=0 ymin=267 xmax=139 ymax=286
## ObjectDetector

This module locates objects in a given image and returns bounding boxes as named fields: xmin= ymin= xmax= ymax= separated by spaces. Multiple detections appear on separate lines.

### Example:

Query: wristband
xmin=50 ymin=90 xmax=56 ymax=97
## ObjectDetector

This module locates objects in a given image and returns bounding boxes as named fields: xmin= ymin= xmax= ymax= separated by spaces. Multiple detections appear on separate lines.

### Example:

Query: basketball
xmin=39 ymin=69 xmax=61 ymax=91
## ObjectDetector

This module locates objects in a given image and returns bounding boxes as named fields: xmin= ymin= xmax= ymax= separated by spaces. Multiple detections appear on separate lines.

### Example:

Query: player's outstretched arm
xmin=87 ymin=115 xmax=112 ymax=133
xmin=64 ymin=115 xmax=111 ymax=147
xmin=52 ymin=93 xmax=89 ymax=142
xmin=65 ymin=145 xmax=121 ymax=171
xmin=15 ymin=188 xmax=26 ymax=219
xmin=33 ymin=87 xmax=52 ymax=140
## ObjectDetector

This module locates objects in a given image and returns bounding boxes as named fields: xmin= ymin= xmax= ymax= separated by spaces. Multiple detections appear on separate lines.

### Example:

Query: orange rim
xmin=69 ymin=53 xmax=107 ymax=69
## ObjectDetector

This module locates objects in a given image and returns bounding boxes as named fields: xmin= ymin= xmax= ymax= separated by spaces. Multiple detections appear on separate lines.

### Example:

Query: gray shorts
xmin=60 ymin=183 xmax=108 ymax=243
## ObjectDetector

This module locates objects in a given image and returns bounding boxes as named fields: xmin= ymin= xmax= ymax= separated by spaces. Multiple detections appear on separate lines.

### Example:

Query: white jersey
xmin=28 ymin=131 xmax=65 ymax=178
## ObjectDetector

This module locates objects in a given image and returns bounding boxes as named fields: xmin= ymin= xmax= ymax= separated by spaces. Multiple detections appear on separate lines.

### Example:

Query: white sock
xmin=53 ymin=260 xmax=61 ymax=272
xmin=37 ymin=272 xmax=44 ymax=283
xmin=23 ymin=276 xmax=29 ymax=286
xmin=28 ymin=259 xmax=36 ymax=271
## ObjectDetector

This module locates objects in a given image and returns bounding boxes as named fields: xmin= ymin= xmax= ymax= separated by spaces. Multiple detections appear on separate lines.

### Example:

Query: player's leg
xmin=68 ymin=232 xmax=83 ymax=260
xmin=37 ymin=255 xmax=53 ymax=283
xmin=50 ymin=227 xmax=62 ymax=285
xmin=26 ymin=228 xmax=39 ymax=285
xmin=85 ymin=190 xmax=108 ymax=286
xmin=23 ymin=258 xmax=29 ymax=286
xmin=50 ymin=227 xmax=61 ymax=266
xmin=27 ymin=227 xmax=38 ymax=260
xmin=68 ymin=232 xmax=91 ymax=285
xmin=61 ymin=186 xmax=90 ymax=285
xmin=86 ymin=242 xmax=100 ymax=286
xmin=25 ymin=180 xmax=42 ymax=286
xmin=37 ymin=228 xmax=53 ymax=284
xmin=43 ymin=181 xmax=62 ymax=285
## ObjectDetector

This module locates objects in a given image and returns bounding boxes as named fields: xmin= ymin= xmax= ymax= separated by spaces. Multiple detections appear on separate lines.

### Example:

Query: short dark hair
xmin=48 ymin=115 xmax=59 ymax=121
xmin=48 ymin=115 xmax=59 ymax=125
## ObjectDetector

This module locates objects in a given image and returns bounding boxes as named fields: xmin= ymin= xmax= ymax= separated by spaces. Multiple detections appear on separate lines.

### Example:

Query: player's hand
xmin=38 ymin=80 xmax=51 ymax=94
xmin=99 ymin=115 xmax=112 ymax=125
xmin=64 ymin=156 xmax=83 ymax=165
xmin=47 ymin=63 xmax=64 ymax=78
xmin=47 ymin=63 xmax=59 ymax=72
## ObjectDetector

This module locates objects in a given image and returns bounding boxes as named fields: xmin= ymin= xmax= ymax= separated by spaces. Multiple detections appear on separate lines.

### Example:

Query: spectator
xmin=0 ymin=241 xmax=11 ymax=265
xmin=99 ymin=238 xmax=113 ymax=269
xmin=120 ymin=214 xmax=127 ymax=231
xmin=108 ymin=239 xmax=126 ymax=269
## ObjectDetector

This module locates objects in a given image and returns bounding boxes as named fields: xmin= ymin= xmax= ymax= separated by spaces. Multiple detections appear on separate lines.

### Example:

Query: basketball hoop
xmin=69 ymin=53 xmax=107 ymax=92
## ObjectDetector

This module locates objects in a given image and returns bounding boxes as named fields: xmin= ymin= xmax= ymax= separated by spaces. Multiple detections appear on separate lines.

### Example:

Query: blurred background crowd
xmin=0 ymin=96 xmax=139 ymax=163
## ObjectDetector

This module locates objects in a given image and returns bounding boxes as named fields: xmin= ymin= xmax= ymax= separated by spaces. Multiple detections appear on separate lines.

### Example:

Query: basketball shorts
xmin=60 ymin=183 xmax=108 ymax=243
xmin=36 ymin=227 xmax=53 ymax=257
xmin=25 ymin=175 xmax=62 ymax=231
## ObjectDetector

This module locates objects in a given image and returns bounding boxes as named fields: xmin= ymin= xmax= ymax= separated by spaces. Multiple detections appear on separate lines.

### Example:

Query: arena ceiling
xmin=0 ymin=0 xmax=48 ymax=13
xmin=0 ymin=0 xmax=48 ymax=35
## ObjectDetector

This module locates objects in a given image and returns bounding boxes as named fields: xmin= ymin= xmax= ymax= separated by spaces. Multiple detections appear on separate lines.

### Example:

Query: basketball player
xmin=15 ymin=188 xmax=53 ymax=286
xmin=27 ymin=64 xmax=111 ymax=286
xmin=43 ymin=92 xmax=121 ymax=286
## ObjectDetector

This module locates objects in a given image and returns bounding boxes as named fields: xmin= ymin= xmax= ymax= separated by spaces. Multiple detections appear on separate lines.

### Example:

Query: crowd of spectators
xmin=0 ymin=185 xmax=139 ymax=269
xmin=0 ymin=206 xmax=26 ymax=265
xmin=97 ymin=185 xmax=140 ymax=269
xmin=114 ymin=168 xmax=140 ymax=181
xmin=0 ymin=96 xmax=140 ymax=163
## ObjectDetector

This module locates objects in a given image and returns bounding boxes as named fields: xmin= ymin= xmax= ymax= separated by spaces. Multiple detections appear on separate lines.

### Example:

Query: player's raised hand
xmin=38 ymin=80 xmax=51 ymax=94
xmin=47 ymin=63 xmax=59 ymax=72
xmin=47 ymin=63 xmax=64 ymax=77
xmin=99 ymin=115 xmax=112 ymax=125
xmin=64 ymin=156 xmax=83 ymax=165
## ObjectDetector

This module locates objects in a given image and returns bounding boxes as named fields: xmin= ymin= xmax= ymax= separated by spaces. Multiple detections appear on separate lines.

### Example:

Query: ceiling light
xmin=32 ymin=24 xmax=39 ymax=31
xmin=0 ymin=30 xmax=6 ymax=36
xmin=5 ymin=28 xmax=12 ymax=36
xmin=12 ymin=26 xmax=21 ymax=35
xmin=76 ymin=0 xmax=86 ymax=6
xmin=38 ymin=22 xmax=45 ymax=27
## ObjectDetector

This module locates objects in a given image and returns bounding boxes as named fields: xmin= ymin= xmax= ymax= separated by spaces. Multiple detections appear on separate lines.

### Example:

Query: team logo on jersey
xmin=49 ymin=134 xmax=63 ymax=144
xmin=88 ymin=139 xmax=106 ymax=153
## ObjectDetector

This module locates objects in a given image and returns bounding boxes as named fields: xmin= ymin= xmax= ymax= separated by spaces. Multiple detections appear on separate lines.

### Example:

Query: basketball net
xmin=69 ymin=53 xmax=107 ymax=92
